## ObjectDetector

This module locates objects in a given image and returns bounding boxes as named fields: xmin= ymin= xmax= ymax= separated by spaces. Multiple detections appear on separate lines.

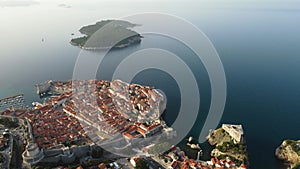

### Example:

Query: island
xmin=70 ymin=20 xmax=142 ymax=50
xmin=276 ymin=140 xmax=300 ymax=169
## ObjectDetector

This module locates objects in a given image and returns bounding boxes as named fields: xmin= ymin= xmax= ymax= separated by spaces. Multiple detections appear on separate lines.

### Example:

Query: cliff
xmin=207 ymin=128 xmax=232 ymax=146
xmin=35 ymin=80 xmax=53 ymax=95
xmin=35 ymin=80 xmax=72 ymax=95
xmin=276 ymin=140 xmax=300 ymax=169
xmin=206 ymin=124 xmax=249 ymax=167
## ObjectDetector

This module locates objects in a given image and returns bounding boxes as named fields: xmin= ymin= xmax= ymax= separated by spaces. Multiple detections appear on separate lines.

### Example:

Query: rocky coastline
xmin=206 ymin=124 xmax=249 ymax=168
xmin=70 ymin=35 xmax=142 ymax=50
xmin=276 ymin=140 xmax=300 ymax=169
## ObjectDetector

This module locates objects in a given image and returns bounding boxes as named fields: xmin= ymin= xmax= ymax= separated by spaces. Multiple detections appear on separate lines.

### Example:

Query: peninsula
xmin=0 ymin=80 xmax=251 ymax=169
xmin=1 ymin=79 xmax=177 ymax=168
xmin=70 ymin=20 xmax=142 ymax=50
xmin=276 ymin=140 xmax=300 ymax=169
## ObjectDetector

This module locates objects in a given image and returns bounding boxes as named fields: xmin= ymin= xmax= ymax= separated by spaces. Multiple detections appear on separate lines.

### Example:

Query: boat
xmin=187 ymin=136 xmax=193 ymax=143
xmin=187 ymin=143 xmax=201 ymax=150
xmin=32 ymin=102 xmax=43 ymax=107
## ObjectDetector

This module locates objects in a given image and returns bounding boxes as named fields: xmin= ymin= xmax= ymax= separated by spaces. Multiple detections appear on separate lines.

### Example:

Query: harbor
xmin=0 ymin=94 xmax=27 ymax=112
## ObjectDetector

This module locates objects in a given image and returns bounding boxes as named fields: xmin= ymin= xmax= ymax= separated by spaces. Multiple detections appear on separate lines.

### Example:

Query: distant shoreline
xmin=70 ymin=35 xmax=142 ymax=50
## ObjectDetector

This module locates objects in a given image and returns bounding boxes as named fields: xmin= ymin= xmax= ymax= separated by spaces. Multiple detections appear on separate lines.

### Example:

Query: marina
xmin=0 ymin=94 xmax=26 ymax=112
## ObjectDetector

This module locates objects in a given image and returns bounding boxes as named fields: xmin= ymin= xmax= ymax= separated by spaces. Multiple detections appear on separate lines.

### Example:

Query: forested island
xmin=70 ymin=20 xmax=142 ymax=50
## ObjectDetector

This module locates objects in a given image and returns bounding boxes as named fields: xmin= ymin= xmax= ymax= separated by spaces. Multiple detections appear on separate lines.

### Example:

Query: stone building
xmin=222 ymin=124 xmax=244 ymax=144
xmin=22 ymin=143 xmax=44 ymax=167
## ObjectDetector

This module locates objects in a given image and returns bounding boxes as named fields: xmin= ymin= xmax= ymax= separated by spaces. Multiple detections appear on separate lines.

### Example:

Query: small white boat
xmin=188 ymin=136 xmax=193 ymax=143
xmin=187 ymin=143 xmax=201 ymax=150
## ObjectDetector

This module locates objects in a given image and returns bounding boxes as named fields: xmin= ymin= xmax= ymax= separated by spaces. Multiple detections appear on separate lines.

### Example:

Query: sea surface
xmin=1 ymin=1 xmax=300 ymax=168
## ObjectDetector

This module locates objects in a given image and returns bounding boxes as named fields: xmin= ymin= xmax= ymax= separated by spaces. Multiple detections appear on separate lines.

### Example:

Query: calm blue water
xmin=1 ymin=1 xmax=300 ymax=168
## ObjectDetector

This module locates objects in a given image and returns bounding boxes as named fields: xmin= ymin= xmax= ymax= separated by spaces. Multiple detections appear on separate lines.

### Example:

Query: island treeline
xmin=70 ymin=20 xmax=142 ymax=50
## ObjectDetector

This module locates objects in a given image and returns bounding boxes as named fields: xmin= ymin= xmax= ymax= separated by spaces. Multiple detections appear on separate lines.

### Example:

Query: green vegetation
xmin=149 ymin=142 xmax=170 ymax=155
xmin=276 ymin=140 xmax=300 ymax=169
xmin=208 ymin=128 xmax=232 ymax=146
xmin=79 ymin=20 xmax=137 ymax=36
xmin=70 ymin=36 xmax=88 ymax=47
xmin=286 ymin=140 xmax=300 ymax=156
xmin=217 ymin=154 xmax=244 ymax=167
xmin=209 ymin=127 xmax=249 ymax=166
xmin=10 ymin=140 xmax=19 ymax=169
xmin=284 ymin=140 xmax=300 ymax=155
xmin=0 ymin=153 xmax=4 ymax=163
xmin=0 ymin=117 xmax=17 ymax=128
xmin=292 ymin=163 xmax=300 ymax=169
xmin=215 ymin=139 xmax=248 ymax=165
xmin=70 ymin=20 xmax=142 ymax=49
xmin=216 ymin=140 xmax=247 ymax=155
xmin=135 ymin=158 xmax=149 ymax=169
xmin=91 ymin=145 xmax=103 ymax=158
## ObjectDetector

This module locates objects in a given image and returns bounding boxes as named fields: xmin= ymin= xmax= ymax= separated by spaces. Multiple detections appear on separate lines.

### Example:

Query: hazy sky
xmin=1 ymin=0 xmax=300 ymax=11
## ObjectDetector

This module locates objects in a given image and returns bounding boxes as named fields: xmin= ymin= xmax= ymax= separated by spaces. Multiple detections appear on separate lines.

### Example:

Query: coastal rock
xmin=207 ymin=128 xmax=232 ymax=146
xmin=206 ymin=124 xmax=249 ymax=166
xmin=35 ymin=80 xmax=72 ymax=96
xmin=276 ymin=140 xmax=300 ymax=168
xmin=35 ymin=80 xmax=53 ymax=95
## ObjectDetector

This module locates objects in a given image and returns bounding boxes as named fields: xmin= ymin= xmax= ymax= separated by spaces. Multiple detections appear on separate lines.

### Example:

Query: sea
xmin=1 ymin=1 xmax=300 ymax=168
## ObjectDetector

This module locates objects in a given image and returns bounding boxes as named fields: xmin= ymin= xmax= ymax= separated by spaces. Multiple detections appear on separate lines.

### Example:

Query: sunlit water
xmin=1 ymin=1 xmax=300 ymax=168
